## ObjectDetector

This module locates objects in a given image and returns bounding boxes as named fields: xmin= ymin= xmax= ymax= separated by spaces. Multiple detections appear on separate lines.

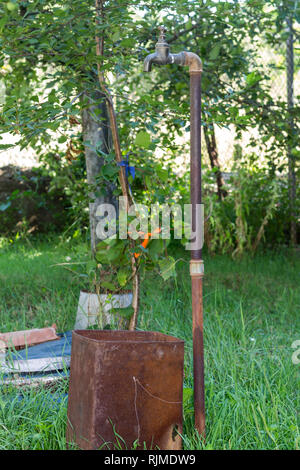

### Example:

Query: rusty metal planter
xmin=66 ymin=330 xmax=184 ymax=450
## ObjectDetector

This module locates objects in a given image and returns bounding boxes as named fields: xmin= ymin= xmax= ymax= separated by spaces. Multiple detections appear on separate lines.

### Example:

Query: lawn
xmin=0 ymin=236 xmax=299 ymax=450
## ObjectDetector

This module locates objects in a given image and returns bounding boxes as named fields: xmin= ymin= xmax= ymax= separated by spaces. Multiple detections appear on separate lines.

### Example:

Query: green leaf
xmin=209 ymin=44 xmax=221 ymax=61
xmin=102 ymin=237 xmax=118 ymax=246
xmin=145 ymin=175 xmax=152 ymax=189
xmin=86 ymin=260 xmax=97 ymax=277
xmin=0 ymin=16 xmax=8 ymax=31
xmin=101 ymin=281 xmax=116 ymax=291
xmin=183 ymin=387 xmax=193 ymax=417
xmin=157 ymin=168 xmax=169 ymax=182
xmin=135 ymin=131 xmax=151 ymax=149
xmin=6 ymin=2 xmax=18 ymax=12
xmin=117 ymin=269 xmax=128 ymax=287
xmin=158 ymin=256 xmax=177 ymax=281
xmin=0 ymin=144 xmax=14 ymax=150
xmin=96 ymin=240 xmax=125 ymax=265
xmin=58 ymin=135 xmax=68 ymax=144
xmin=120 ymin=38 xmax=135 ymax=48
xmin=148 ymin=239 xmax=164 ymax=257
xmin=111 ymin=31 xmax=121 ymax=42
xmin=101 ymin=164 xmax=118 ymax=178
xmin=112 ymin=306 xmax=133 ymax=319
xmin=48 ymin=90 xmax=56 ymax=104
xmin=245 ymin=72 xmax=262 ymax=86
xmin=183 ymin=387 xmax=193 ymax=406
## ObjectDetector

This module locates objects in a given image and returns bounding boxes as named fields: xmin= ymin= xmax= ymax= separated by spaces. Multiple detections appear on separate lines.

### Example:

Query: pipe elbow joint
xmin=183 ymin=52 xmax=202 ymax=73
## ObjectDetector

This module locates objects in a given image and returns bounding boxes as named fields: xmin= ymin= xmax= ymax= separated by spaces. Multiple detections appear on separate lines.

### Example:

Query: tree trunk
xmin=204 ymin=124 xmax=227 ymax=201
xmin=81 ymin=86 xmax=115 ymax=254
xmin=286 ymin=17 xmax=297 ymax=246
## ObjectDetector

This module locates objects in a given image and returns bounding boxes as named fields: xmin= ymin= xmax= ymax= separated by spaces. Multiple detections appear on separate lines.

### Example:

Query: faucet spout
xmin=143 ymin=53 xmax=157 ymax=72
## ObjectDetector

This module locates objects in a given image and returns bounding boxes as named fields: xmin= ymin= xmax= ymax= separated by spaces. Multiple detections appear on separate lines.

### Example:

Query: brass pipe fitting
xmin=190 ymin=259 xmax=204 ymax=278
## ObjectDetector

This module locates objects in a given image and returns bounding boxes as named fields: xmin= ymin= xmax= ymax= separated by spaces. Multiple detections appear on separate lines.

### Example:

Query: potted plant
xmin=75 ymin=236 xmax=134 ymax=330
xmin=74 ymin=228 xmax=178 ymax=330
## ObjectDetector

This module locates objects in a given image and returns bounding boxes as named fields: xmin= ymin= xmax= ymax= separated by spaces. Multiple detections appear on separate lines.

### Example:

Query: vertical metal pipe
xmin=190 ymin=71 xmax=205 ymax=436
xmin=190 ymin=73 xmax=202 ymax=259
xmin=191 ymin=276 xmax=205 ymax=436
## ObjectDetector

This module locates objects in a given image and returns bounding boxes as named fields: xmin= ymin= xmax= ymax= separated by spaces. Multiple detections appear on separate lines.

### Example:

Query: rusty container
xmin=66 ymin=330 xmax=184 ymax=450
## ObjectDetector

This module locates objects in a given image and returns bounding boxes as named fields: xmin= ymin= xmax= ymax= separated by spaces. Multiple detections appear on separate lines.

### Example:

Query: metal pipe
xmin=143 ymin=26 xmax=205 ymax=437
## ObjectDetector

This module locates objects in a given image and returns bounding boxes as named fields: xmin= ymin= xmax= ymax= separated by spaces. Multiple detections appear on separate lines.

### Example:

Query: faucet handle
xmin=158 ymin=25 xmax=167 ymax=43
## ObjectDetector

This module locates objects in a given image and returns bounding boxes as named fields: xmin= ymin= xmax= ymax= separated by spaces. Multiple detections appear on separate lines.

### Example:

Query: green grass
xmin=0 ymin=236 xmax=299 ymax=450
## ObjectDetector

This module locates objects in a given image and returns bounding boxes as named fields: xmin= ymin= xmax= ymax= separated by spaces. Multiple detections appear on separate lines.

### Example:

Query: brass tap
xmin=144 ymin=26 xmax=202 ymax=73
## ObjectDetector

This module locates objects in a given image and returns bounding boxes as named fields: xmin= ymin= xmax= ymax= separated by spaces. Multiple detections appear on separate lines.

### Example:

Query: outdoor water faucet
xmin=142 ymin=25 xmax=205 ymax=439
xmin=143 ymin=26 xmax=202 ymax=73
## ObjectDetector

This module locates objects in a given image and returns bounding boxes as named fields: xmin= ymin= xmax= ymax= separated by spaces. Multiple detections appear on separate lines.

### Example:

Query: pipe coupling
xmin=190 ymin=260 xmax=204 ymax=278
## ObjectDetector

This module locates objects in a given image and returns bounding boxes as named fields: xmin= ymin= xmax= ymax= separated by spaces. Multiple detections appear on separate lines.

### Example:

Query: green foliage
xmin=158 ymin=255 xmax=177 ymax=281
xmin=0 ymin=167 xmax=75 ymax=236
xmin=93 ymin=234 xmax=176 ymax=291
xmin=0 ymin=0 xmax=298 ymax=251
xmin=183 ymin=387 xmax=193 ymax=418
xmin=203 ymin=155 xmax=297 ymax=255
xmin=96 ymin=238 xmax=127 ymax=265
xmin=1 ymin=0 xmax=295 ymax=167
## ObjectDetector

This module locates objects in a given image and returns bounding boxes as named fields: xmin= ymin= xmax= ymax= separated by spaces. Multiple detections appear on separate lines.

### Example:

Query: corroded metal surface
xmin=190 ymin=69 xmax=205 ymax=436
xmin=191 ymin=277 xmax=205 ymax=435
xmin=66 ymin=330 xmax=184 ymax=450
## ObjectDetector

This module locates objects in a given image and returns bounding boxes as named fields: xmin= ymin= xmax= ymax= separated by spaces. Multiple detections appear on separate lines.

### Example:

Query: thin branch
xmin=168 ymin=23 xmax=200 ymax=43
